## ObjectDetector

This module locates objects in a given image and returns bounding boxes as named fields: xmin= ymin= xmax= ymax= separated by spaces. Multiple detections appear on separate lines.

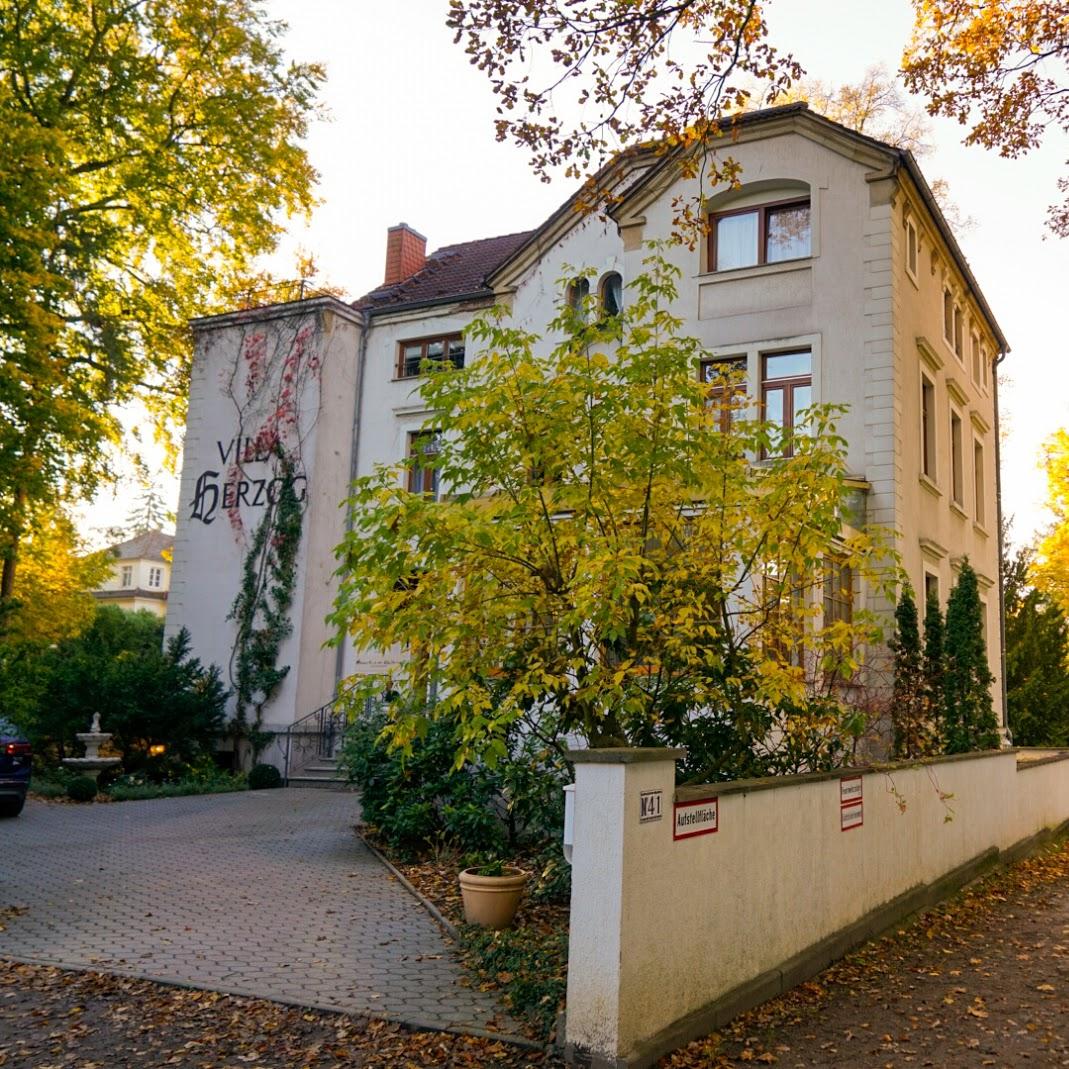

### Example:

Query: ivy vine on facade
xmin=221 ymin=320 xmax=321 ymax=763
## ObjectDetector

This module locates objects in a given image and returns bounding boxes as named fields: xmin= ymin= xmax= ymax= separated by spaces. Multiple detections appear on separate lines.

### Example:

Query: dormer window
xmin=710 ymin=198 xmax=811 ymax=271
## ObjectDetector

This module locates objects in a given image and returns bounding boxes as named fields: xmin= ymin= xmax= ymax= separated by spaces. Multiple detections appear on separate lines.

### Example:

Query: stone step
xmin=285 ymin=774 xmax=352 ymax=790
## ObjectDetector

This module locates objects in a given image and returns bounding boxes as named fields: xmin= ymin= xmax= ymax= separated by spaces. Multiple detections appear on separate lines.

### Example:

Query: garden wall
xmin=564 ymin=747 xmax=1069 ymax=1068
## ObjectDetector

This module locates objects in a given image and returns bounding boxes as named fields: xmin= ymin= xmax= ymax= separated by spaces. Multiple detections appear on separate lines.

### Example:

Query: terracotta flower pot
xmin=458 ymin=867 xmax=529 ymax=929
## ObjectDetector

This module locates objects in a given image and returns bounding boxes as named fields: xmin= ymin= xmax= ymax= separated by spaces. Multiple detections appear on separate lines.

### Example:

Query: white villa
xmin=165 ymin=104 xmax=1008 ymax=773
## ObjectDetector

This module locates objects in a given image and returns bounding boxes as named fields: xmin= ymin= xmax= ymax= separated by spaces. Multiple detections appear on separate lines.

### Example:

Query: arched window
xmin=707 ymin=181 xmax=811 ymax=272
xmin=566 ymin=277 xmax=590 ymax=309
xmin=600 ymin=272 xmax=623 ymax=317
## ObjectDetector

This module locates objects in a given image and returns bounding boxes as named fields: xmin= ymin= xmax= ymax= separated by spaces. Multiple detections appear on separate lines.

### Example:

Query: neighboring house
xmin=166 ymin=102 xmax=1008 ymax=761
xmin=93 ymin=529 xmax=174 ymax=618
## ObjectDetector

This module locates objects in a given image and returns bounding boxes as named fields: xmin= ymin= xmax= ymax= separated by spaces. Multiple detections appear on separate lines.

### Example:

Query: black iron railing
xmin=281 ymin=698 xmax=347 ymax=785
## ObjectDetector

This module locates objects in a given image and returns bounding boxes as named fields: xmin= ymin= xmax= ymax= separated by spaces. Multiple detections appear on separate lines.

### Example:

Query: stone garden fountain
xmin=62 ymin=713 xmax=121 ymax=782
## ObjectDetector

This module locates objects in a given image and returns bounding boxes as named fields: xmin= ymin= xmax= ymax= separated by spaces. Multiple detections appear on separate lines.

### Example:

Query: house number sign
xmin=639 ymin=789 xmax=663 ymax=824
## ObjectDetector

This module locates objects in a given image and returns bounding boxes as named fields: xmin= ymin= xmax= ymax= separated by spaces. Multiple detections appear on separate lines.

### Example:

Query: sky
xmin=84 ymin=0 xmax=1068 ymax=549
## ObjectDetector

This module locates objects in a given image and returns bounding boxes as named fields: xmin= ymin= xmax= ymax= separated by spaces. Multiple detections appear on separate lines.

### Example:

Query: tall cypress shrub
xmin=943 ymin=560 xmax=999 ymax=752
xmin=923 ymin=588 xmax=945 ymax=744
xmin=890 ymin=586 xmax=934 ymax=756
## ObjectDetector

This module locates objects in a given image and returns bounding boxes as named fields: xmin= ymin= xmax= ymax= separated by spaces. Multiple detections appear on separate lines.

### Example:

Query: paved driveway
xmin=0 ymin=790 xmax=517 ymax=1037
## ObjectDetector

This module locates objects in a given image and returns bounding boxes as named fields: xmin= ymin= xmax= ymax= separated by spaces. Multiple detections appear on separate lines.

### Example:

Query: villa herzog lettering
xmin=189 ymin=438 xmax=307 ymax=526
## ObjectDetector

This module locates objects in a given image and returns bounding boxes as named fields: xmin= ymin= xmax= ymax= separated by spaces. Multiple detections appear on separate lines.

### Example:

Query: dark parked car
xmin=0 ymin=717 xmax=31 ymax=817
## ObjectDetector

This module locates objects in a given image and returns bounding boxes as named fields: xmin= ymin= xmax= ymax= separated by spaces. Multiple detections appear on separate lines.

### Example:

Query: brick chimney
xmin=383 ymin=223 xmax=427 ymax=286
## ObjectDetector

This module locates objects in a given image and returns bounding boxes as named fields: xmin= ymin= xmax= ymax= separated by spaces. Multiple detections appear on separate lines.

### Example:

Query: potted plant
xmin=458 ymin=858 xmax=529 ymax=929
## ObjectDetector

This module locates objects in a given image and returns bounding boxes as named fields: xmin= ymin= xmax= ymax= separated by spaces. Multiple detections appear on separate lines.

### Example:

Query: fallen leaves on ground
xmin=660 ymin=835 xmax=1069 ymax=1066
xmin=370 ymin=837 xmax=569 ymax=1043
xmin=0 ymin=961 xmax=561 ymax=1068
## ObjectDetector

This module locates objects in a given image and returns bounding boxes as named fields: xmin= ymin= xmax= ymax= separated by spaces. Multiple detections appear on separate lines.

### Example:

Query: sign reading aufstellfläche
xmin=840 ymin=774 xmax=864 ymax=831
xmin=673 ymin=796 xmax=719 ymax=840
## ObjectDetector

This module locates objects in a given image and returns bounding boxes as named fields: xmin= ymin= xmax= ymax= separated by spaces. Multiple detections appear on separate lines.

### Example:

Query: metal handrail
xmin=281 ymin=696 xmax=346 ymax=785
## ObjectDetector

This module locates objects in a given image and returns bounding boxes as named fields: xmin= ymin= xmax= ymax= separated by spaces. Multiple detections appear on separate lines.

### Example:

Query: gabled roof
xmin=354 ymin=103 xmax=1007 ymax=351
xmin=606 ymin=103 xmax=1009 ymax=352
xmin=354 ymin=230 xmax=535 ymax=315
xmin=110 ymin=529 xmax=173 ymax=562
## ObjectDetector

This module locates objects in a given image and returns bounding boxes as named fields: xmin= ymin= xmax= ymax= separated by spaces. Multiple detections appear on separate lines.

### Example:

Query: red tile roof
xmin=355 ymin=230 xmax=534 ymax=313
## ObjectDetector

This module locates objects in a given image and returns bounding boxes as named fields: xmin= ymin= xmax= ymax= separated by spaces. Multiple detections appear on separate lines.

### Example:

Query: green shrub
xmin=105 ymin=768 xmax=246 ymax=801
xmin=23 ymin=607 xmax=227 ymax=770
xmin=66 ymin=776 xmax=97 ymax=802
xmin=248 ymin=763 xmax=282 ymax=790
xmin=341 ymin=704 xmax=569 ymax=857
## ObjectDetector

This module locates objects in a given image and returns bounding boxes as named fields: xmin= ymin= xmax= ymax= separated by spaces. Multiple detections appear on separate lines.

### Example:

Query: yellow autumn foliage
xmin=1035 ymin=430 xmax=1069 ymax=617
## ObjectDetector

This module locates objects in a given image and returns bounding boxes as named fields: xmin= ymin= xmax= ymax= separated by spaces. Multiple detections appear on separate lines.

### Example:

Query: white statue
xmin=90 ymin=713 xmax=101 ymax=733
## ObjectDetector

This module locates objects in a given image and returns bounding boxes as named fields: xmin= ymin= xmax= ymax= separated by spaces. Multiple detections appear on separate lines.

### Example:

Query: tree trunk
xmin=0 ymin=487 xmax=26 ymax=605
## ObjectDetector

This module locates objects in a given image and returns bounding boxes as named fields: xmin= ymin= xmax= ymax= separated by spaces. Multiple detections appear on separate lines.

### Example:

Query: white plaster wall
xmin=167 ymin=299 xmax=361 ymax=732
xmin=891 ymin=176 xmax=1004 ymax=726
xmin=567 ymin=750 xmax=1069 ymax=1064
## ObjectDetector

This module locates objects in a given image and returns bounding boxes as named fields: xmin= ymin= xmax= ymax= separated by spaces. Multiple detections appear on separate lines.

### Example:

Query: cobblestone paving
xmin=0 ymin=791 xmax=519 ymax=1036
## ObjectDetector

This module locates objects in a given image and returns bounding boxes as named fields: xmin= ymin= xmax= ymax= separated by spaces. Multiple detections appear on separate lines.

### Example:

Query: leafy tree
xmin=890 ymin=585 xmax=940 ymax=757
xmin=331 ymin=257 xmax=894 ymax=774
xmin=769 ymin=65 xmax=972 ymax=233
xmin=0 ymin=0 xmax=323 ymax=605
xmin=446 ymin=0 xmax=801 ymax=198
xmin=1035 ymin=429 xmax=1069 ymax=615
xmin=1004 ymin=543 xmax=1069 ymax=746
xmin=0 ymin=508 xmax=110 ymax=647
xmin=942 ymin=560 xmax=999 ymax=752
xmin=773 ymin=65 xmax=931 ymax=154
xmin=30 ymin=606 xmax=227 ymax=767
xmin=902 ymin=0 xmax=1069 ymax=235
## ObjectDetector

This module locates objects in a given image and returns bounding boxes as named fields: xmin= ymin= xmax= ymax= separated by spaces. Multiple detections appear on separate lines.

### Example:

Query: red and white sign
xmin=839 ymin=775 xmax=863 ymax=831
xmin=674 ymin=796 xmax=719 ymax=840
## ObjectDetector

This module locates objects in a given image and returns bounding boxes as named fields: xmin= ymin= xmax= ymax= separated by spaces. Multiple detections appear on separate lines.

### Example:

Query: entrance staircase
xmin=282 ymin=700 xmax=351 ymax=790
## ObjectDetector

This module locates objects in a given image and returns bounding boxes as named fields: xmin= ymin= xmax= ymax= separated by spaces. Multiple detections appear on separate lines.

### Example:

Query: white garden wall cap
xmin=1016 ymin=749 xmax=1069 ymax=770
xmin=566 ymin=747 xmax=687 ymax=764
xmin=676 ymin=748 xmax=1017 ymax=803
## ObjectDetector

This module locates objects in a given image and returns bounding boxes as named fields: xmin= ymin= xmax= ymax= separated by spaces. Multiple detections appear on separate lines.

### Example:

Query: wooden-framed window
xmin=700 ymin=355 xmax=747 ymax=432
xmin=599 ymin=272 xmax=623 ymax=317
xmin=924 ymin=571 xmax=940 ymax=607
xmin=762 ymin=349 xmax=812 ymax=456
xmin=950 ymin=409 xmax=964 ymax=507
xmin=981 ymin=344 xmax=989 ymax=389
xmin=764 ymin=564 xmax=806 ymax=668
xmin=970 ymin=331 xmax=981 ymax=385
xmin=943 ymin=288 xmax=954 ymax=345
xmin=953 ymin=305 xmax=964 ymax=360
xmin=397 ymin=333 xmax=465 ymax=379
xmin=709 ymin=198 xmax=811 ymax=272
xmin=974 ymin=438 xmax=986 ymax=527
xmin=120 ymin=564 xmax=133 ymax=588
xmin=148 ymin=566 xmax=162 ymax=589
xmin=905 ymin=217 xmax=918 ymax=280
xmin=921 ymin=374 xmax=936 ymax=480
xmin=406 ymin=431 xmax=441 ymax=498
xmin=823 ymin=559 xmax=854 ymax=627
